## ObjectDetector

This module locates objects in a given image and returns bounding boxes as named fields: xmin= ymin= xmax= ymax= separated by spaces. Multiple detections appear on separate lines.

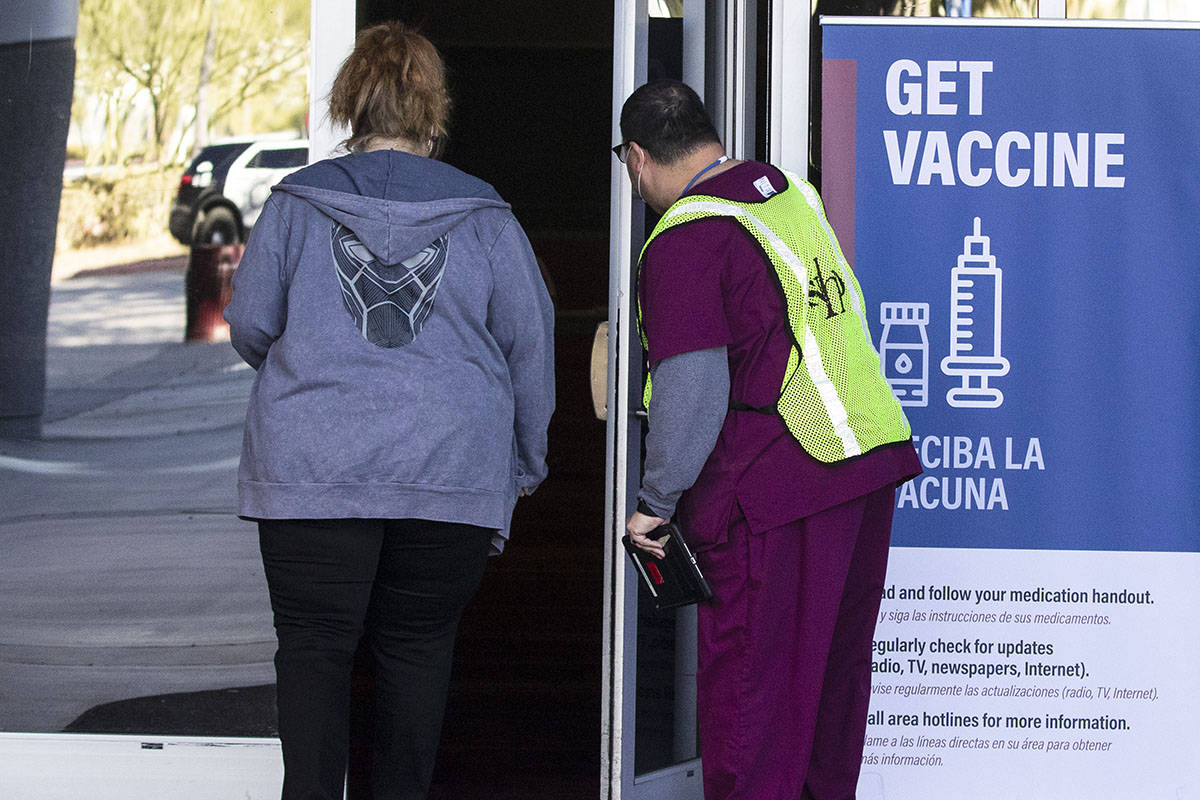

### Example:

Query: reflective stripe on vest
xmin=637 ymin=173 xmax=912 ymax=463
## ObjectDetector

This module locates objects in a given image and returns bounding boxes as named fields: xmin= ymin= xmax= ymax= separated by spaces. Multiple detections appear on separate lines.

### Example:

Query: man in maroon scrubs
xmin=618 ymin=80 xmax=921 ymax=800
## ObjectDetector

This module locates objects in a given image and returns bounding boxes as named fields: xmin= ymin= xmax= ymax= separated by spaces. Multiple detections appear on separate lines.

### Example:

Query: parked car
xmin=169 ymin=137 xmax=309 ymax=246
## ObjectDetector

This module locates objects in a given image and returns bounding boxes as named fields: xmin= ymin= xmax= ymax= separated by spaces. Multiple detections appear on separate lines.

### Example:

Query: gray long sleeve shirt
xmin=638 ymin=345 xmax=730 ymax=519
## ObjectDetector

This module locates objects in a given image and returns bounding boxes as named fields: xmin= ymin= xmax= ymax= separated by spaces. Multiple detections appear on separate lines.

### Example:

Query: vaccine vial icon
xmin=940 ymin=217 xmax=1010 ymax=408
xmin=879 ymin=302 xmax=930 ymax=407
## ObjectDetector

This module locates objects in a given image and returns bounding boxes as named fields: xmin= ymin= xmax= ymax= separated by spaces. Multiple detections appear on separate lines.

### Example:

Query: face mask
xmin=635 ymin=162 xmax=643 ymax=200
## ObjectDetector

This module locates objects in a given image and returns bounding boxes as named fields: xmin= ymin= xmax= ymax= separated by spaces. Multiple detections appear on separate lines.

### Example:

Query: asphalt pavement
xmin=0 ymin=261 xmax=277 ymax=734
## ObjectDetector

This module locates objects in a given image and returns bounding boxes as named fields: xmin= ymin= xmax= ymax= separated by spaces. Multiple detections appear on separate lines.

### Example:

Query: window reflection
xmin=811 ymin=0 xmax=1037 ymax=16
xmin=650 ymin=0 xmax=685 ymax=18
xmin=809 ymin=0 xmax=1041 ymax=182
xmin=1069 ymin=0 xmax=1200 ymax=19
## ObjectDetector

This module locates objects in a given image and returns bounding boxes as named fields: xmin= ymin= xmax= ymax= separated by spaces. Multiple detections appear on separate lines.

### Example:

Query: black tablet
xmin=622 ymin=521 xmax=713 ymax=610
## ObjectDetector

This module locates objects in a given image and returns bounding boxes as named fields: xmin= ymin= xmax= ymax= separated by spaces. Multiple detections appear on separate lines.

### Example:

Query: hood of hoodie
xmin=273 ymin=149 xmax=511 ymax=264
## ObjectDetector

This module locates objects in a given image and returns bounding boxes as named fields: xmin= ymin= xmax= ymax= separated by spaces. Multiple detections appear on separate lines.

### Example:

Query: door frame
xmin=601 ymin=2 xmax=759 ymax=798
xmin=600 ymin=0 xmax=645 ymax=795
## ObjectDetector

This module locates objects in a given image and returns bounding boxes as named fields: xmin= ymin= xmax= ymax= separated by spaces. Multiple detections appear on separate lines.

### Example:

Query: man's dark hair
xmin=619 ymin=80 xmax=721 ymax=165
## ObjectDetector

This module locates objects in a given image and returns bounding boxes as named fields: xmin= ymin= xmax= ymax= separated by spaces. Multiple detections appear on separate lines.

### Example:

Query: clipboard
xmin=621 ymin=520 xmax=713 ymax=610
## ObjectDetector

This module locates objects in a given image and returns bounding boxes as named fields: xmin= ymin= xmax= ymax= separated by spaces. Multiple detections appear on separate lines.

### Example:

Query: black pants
xmin=258 ymin=518 xmax=492 ymax=800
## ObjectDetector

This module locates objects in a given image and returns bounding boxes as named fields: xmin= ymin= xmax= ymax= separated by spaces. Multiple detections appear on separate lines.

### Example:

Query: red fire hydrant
xmin=184 ymin=244 xmax=243 ymax=342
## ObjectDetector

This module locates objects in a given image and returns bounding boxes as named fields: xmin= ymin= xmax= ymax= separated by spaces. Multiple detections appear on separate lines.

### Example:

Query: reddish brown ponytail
xmin=328 ymin=22 xmax=451 ymax=155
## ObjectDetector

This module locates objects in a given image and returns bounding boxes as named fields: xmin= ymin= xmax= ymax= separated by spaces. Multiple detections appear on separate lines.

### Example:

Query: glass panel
xmin=957 ymin=0 xmax=1038 ymax=14
xmin=634 ymin=601 xmax=689 ymax=772
xmin=631 ymin=0 xmax=702 ymax=779
xmin=248 ymin=147 xmax=310 ymax=170
xmin=2 ymin=0 xmax=310 ymax=740
xmin=650 ymin=0 xmax=686 ymax=16
xmin=185 ymin=143 xmax=249 ymax=177
xmin=810 ymin=0 xmax=1036 ymax=15
xmin=1068 ymin=0 xmax=1200 ymax=19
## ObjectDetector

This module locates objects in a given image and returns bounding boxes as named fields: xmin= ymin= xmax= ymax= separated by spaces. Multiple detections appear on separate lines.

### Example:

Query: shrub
xmin=57 ymin=165 xmax=177 ymax=249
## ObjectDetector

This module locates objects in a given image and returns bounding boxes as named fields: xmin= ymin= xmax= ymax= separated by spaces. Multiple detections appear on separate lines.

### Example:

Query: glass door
xmin=602 ymin=2 xmax=760 ymax=798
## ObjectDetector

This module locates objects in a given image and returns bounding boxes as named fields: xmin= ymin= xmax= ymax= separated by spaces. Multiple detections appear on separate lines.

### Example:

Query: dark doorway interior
xmin=352 ymin=3 xmax=613 ymax=798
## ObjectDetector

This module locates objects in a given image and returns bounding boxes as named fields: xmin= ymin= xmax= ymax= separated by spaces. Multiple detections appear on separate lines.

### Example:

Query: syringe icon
xmin=940 ymin=217 xmax=1009 ymax=408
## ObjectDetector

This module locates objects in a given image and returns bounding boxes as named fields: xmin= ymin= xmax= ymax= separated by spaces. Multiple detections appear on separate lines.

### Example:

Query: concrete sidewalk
xmin=0 ymin=265 xmax=275 ymax=734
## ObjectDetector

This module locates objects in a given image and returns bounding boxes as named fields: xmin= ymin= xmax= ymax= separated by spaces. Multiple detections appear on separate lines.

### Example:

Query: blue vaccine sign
xmin=821 ymin=19 xmax=1200 ymax=553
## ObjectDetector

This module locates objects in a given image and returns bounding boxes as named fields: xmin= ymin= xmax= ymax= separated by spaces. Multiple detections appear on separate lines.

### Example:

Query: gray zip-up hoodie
xmin=224 ymin=150 xmax=554 ymax=552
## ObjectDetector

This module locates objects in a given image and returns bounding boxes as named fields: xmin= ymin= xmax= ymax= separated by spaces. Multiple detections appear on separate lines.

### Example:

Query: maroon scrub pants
xmin=694 ymin=484 xmax=896 ymax=800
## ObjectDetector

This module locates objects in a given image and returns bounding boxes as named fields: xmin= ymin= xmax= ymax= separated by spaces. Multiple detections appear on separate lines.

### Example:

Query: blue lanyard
xmin=682 ymin=155 xmax=729 ymax=194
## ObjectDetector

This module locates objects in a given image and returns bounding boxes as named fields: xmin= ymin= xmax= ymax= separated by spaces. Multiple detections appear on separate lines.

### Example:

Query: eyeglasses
xmin=612 ymin=142 xmax=631 ymax=163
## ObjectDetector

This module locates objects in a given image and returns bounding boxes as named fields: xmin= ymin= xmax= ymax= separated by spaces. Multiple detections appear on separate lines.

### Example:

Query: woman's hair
xmin=619 ymin=80 xmax=720 ymax=165
xmin=328 ymin=22 xmax=451 ymax=156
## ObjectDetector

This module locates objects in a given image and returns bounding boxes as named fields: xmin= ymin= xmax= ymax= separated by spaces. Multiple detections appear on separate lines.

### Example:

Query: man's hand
xmin=626 ymin=510 xmax=670 ymax=559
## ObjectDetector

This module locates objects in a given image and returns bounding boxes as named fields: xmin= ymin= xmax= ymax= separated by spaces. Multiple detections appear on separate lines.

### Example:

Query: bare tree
xmin=192 ymin=0 xmax=220 ymax=157
xmin=200 ymin=0 xmax=309 ymax=142
xmin=79 ymin=0 xmax=206 ymax=164
xmin=75 ymin=0 xmax=309 ymax=166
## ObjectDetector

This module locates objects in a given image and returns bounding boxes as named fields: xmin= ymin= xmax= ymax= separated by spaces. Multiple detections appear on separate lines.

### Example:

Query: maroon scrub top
xmin=638 ymin=161 xmax=921 ymax=550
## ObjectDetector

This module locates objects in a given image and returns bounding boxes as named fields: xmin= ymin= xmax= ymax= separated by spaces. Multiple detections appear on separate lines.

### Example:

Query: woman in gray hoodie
xmin=224 ymin=22 xmax=554 ymax=800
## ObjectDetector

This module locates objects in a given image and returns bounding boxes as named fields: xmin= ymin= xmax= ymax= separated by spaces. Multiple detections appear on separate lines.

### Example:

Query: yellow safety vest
xmin=638 ymin=172 xmax=911 ymax=463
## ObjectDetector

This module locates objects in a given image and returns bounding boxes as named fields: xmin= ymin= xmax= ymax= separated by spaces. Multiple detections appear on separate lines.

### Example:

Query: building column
xmin=0 ymin=2 xmax=79 ymax=437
